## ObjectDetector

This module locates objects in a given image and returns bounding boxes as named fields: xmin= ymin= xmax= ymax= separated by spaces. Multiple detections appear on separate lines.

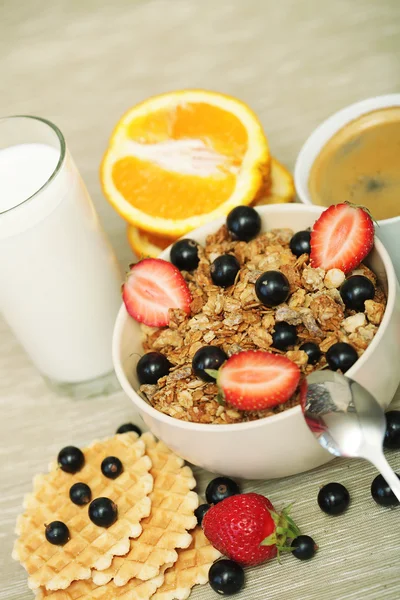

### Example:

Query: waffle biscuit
xmin=13 ymin=433 xmax=153 ymax=591
xmin=92 ymin=433 xmax=198 ymax=587
xmin=151 ymin=527 xmax=222 ymax=600
xmin=36 ymin=562 xmax=172 ymax=600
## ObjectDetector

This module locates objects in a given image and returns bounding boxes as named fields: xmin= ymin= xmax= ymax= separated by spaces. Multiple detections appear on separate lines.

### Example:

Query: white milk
xmin=0 ymin=142 xmax=123 ymax=384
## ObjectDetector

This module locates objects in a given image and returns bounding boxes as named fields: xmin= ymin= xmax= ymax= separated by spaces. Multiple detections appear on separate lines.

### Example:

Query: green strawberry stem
xmin=216 ymin=391 xmax=226 ymax=406
xmin=260 ymin=505 xmax=301 ymax=559
xmin=204 ymin=369 xmax=225 ymax=404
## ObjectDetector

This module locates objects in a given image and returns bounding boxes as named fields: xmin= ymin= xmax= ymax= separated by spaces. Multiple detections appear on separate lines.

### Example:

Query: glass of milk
xmin=0 ymin=116 xmax=123 ymax=397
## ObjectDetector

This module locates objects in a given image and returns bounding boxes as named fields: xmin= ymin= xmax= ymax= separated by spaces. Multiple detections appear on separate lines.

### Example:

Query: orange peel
xmin=253 ymin=157 xmax=295 ymax=205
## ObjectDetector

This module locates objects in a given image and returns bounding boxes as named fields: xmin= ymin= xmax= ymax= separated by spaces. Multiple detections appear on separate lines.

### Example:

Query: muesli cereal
xmin=133 ymin=210 xmax=385 ymax=425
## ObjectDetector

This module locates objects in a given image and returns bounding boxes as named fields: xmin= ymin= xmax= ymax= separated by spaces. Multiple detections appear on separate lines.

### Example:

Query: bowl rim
xmin=113 ymin=203 xmax=398 ymax=432
xmin=294 ymin=94 xmax=400 ymax=226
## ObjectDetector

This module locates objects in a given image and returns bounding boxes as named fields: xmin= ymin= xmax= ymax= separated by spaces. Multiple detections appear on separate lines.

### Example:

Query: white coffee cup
xmin=295 ymin=94 xmax=400 ymax=281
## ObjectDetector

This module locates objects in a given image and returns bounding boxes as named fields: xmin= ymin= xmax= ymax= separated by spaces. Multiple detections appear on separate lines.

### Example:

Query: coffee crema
xmin=309 ymin=107 xmax=400 ymax=220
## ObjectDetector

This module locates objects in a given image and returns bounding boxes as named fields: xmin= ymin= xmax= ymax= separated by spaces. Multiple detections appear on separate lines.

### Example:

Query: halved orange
xmin=101 ymin=90 xmax=270 ymax=236
xmin=253 ymin=158 xmax=295 ymax=205
xmin=127 ymin=156 xmax=295 ymax=258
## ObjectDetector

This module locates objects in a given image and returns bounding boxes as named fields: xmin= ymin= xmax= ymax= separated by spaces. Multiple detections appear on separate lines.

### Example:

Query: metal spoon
xmin=302 ymin=369 xmax=400 ymax=502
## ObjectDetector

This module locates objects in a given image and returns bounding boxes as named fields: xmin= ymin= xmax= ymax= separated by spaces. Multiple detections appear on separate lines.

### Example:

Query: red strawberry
xmin=215 ymin=350 xmax=300 ymax=411
xmin=310 ymin=203 xmax=374 ymax=273
xmin=122 ymin=258 xmax=192 ymax=327
xmin=202 ymin=492 xmax=300 ymax=566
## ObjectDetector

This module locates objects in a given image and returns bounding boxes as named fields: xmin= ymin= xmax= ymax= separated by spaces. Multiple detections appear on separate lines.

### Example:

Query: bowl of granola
xmin=113 ymin=204 xmax=400 ymax=479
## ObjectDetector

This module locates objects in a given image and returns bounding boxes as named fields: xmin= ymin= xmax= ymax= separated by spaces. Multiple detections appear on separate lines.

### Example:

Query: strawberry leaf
xmin=281 ymin=504 xmax=293 ymax=515
xmin=284 ymin=515 xmax=301 ymax=537
xmin=268 ymin=510 xmax=281 ymax=526
xmin=276 ymin=527 xmax=287 ymax=535
xmin=262 ymin=505 xmax=301 ymax=550
xmin=216 ymin=391 xmax=226 ymax=406
xmin=260 ymin=533 xmax=276 ymax=547
xmin=204 ymin=369 xmax=219 ymax=380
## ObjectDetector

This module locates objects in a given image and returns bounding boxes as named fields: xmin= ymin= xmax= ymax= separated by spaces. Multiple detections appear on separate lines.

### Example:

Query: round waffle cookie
xmin=36 ymin=562 xmax=172 ymax=600
xmin=12 ymin=433 xmax=153 ymax=591
xmin=92 ymin=432 xmax=199 ymax=586
xmin=152 ymin=527 xmax=222 ymax=600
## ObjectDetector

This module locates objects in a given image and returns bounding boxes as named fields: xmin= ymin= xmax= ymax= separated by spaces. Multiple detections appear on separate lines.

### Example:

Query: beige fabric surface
xmin=1 ymin=1 xmax=400 ymax=599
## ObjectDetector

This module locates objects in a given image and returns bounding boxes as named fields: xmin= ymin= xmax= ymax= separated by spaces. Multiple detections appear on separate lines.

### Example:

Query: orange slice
xmin=127 ymin=226 xmax=177 ymax=259
xmin=253 ymin=158 xmax=295 ymax=205
xmin=101 ymin=90 xmax=270 ymax=236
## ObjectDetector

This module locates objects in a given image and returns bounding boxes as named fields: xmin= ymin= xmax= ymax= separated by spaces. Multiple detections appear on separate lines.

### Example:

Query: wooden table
xmin=1 ymin=1 xmax=400 ymax=598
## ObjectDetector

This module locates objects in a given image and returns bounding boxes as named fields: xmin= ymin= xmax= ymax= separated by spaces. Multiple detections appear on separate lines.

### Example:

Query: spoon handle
xmin=368 ymin=451 xmax=400 ymax=503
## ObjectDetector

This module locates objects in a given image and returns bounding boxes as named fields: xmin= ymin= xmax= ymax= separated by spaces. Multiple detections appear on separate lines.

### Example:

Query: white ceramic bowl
xmin=294 ymin=94 xmax=400 ymax=280
xmin=113 ymin=204 xmax=400 ymax=480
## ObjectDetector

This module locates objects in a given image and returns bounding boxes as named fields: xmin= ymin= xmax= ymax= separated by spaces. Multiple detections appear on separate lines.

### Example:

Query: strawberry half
xmin=215 ymin=350 xmax=300 ymax=411
xmin=202 ymin=493 xmax=300 ymax=566
xmin=122 ymin=258 xmax=192 ymax=326
xmin=310 ymin=203 xmax=374 ymax=273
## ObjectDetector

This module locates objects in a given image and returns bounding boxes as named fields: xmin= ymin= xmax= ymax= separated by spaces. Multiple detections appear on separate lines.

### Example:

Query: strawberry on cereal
xmin=123 ymin=205 xmax=386 ymax=425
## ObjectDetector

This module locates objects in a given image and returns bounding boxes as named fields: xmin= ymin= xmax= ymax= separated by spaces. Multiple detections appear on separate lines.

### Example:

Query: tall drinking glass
xmin=0 ymin=116 xmax=123 ymax=397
